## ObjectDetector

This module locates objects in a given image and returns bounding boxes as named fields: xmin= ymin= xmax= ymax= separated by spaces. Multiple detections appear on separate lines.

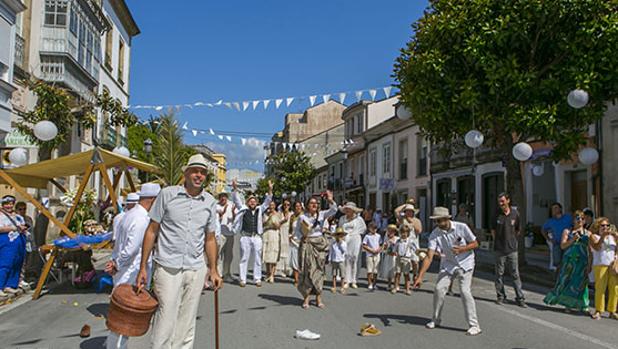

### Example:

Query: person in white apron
xmin=106 ymin=183 xmax=161 ymax=349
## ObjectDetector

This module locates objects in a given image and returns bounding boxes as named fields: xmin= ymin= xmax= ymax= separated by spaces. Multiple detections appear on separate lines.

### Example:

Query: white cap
xmin=126 ymin=193 xmax=140 ymax=203
xmin=138 ymin=183 xmax=161 ymax=198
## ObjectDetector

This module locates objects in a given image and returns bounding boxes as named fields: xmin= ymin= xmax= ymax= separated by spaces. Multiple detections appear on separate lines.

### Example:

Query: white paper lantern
xmin=578 ymin=147 xmax=599 ymax=165
xmin=291 ymin=191 xmax=297 ymax=197
xmin=113 ymin=146 xmax=131 ymax=158
xmin=567 ymin=89 xmax=589 ymax=109
xmin=8 ymin=147 xmax=28 ymax=166
xmin=532 ymin=165 xmax=544 ymax=177
xmin=282 ymin=193 xmax=288 ymax=199
xmin=33 ymin=120 xmax=58 ymax=141
xmin=464 ymin=130 xmax=484 ymax=148
xmin=396 ymin=104 xmax=412 ymax=121
xmin=512 ymin=142 xmax=533 ymax=161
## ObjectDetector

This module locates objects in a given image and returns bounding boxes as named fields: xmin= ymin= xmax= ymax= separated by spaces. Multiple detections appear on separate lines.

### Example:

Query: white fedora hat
xmin=429 ymin=207 xmax=452 ymax=220
xmin=339 ymin=202 xmax=363 ymax=213
xmin=402 ymin=204 xmax=419 ymax=214
xmin=126 ymin=192 xmax=139 ymax=203
xmin=182 ymin=154 xmax=210 ymax=172
xmin=138 ymin=183 xmax=161 ymax=198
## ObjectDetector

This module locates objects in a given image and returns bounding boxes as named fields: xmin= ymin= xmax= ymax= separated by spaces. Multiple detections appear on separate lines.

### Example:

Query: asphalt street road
xmin=1 ymin=248 xmax=616 ymax=349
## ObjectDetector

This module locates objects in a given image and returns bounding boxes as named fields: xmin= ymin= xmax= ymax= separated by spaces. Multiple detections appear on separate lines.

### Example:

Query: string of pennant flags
xmin=129 ymin=86 xmax=396 ymax=112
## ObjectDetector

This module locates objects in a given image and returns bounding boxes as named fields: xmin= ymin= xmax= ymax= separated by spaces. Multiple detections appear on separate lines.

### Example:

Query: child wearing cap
xmin=362 ymin=222 xmax=382 ymax=290
xmin=381 ymin=224 xmax=399 ymax=291
xmin=329 ymin=227 xmax=347 ymax=293
xmin=393 ymin=225 xmax=418 ymax=295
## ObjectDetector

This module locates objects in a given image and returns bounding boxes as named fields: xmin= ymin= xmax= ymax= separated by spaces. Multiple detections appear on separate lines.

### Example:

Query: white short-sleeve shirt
xmin=428 ymin=220 xmax=477 ymax=274
xmin=362 ymin=233 xmax=382 ymax=257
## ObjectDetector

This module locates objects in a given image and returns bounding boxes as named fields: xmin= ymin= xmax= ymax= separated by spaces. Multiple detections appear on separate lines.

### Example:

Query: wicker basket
xmin=106 ymin=284 xmax=158 ymax=337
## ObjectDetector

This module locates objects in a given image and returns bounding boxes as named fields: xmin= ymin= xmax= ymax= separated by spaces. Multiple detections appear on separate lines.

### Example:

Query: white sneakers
xmin=426 ymin=321 xmax=481 ymax=336
xmin=466 ymin=327 xmax=482 ymax=336
xmin=295 ymin=329 xmax=320 ymax=340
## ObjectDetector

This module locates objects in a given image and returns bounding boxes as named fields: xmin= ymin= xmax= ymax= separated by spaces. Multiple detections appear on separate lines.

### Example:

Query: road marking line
xmin=491 ymin=304 xmax=617 ymax=349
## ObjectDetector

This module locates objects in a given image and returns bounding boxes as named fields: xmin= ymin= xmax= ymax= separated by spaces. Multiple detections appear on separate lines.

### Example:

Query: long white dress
xmin=338 ymin=215 xmax=366 ymax=285
xmin=288 ymin=214 xmax=302 ymax=271
xmin=276 ymin=211 xmax=291 ymax=274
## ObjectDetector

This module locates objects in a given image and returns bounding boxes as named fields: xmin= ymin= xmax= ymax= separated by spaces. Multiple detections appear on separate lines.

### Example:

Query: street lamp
xmin=144 ymin=138 xmax=153 ymax=181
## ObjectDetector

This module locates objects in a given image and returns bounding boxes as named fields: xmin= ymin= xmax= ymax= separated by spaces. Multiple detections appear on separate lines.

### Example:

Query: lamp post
xmin=144 ymin=138 xmax=153 ymax=181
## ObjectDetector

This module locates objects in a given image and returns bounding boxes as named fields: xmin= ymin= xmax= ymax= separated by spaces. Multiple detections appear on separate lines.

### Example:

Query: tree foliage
xmin=394 ymin=0 xmax=618 ymax=158
xmin=152 ymin=112 xmax=195 ymax=186
xmin=256 ymin=151 xmax=315 ymax=198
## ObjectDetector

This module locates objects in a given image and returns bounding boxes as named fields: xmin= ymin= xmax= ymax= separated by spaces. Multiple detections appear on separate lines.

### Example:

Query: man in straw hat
xmin=231 ymin=178 xmax=273 ymax=287
xmin=106 ymin=183 xmax=160 ymax=349
xmin=413 ymin=206 xmax=482 ymax=336
xmin=136 ymin=154 xmax=222 ymax=349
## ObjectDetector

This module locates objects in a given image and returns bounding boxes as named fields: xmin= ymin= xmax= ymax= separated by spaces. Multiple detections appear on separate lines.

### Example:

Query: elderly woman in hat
xmin=338 ymin=201 xmax=366 ymax=290
xmin=296 ymin=190 xmax=337 ymax=309
xmin=0 ymin=195 xmax=28 ymax=297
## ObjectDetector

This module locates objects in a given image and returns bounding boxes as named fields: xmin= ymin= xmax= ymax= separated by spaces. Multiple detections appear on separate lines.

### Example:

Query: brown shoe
xmin=79 ymin=324 xmax=91 ymax=338
xmin=255 ymin=282 xmax=262 ymax=288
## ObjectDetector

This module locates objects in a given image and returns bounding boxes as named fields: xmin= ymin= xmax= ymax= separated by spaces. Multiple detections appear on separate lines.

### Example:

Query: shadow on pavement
xmin=258 ymin=293 xmax=303 ymax=306
xmin=11 ymin=338 xmax=42 ymax=346
xmin=80 ymin=336 xmax=106 ymax=348
xmin=87 ymin=303 xmax=109 ymax=318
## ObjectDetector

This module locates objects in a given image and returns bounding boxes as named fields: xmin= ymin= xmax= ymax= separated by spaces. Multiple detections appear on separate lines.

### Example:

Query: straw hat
xmin=402 ymin=204 xmax=419 ymax=214
xmin=339 ymin=202 xmax=363 ymax=213
xmin=386 ymin=224 xmax=398 ymax=231
xmin=429 ymin=207 xmax=452 ymax=220
xmin=334 ymin=227 xmax=346 ymax=236
xmin=182 ymin=154 xmax=210 ymax=172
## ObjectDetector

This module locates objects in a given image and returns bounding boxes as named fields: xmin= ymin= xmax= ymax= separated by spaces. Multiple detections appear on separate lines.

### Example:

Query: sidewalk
xmin=475 ymin=244 xmax=557 ymax=288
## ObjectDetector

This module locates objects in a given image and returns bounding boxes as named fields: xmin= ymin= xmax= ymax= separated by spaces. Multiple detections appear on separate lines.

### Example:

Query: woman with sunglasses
xmin=296 ymin=190 xmax=337 ymax=309
xmin=589 ymin=218 xmax=618 ymax=320
xmin=544 ymin=210 xmax=591 ymax=313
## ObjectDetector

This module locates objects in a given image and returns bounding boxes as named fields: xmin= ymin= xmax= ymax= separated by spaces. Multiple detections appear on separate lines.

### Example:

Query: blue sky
xmin=127 ymin=0 xmax=427 ymax=172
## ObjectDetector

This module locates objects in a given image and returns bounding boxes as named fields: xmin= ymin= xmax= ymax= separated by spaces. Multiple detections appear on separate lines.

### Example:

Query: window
xmin=117 ymin=39 xmax=125 ymax=83
xmin=69 ymin=8 xmax=78 ymax=34
xmin=105 ymin=27 xmax=113 ymax=69
xmin=417 ymin=135 xmax=428 ymax=176
xmin=45 ymin=0 xmax=68 ymax=27
xmin=93 ymin=36 xmax=101 ymax=62
xmin=382 ymin=142 xmax=391 ymax=175
xmin=356 ymin=113 xmax=364 ymax=134
xmin=345 ymin=119 xmax=353 ymax=138
xmin=369 ymin=149 xmax=377 ymax=177
xmin=85 ymin=30 xmax=93 ymax=71
xmin=399 ymin=138 xmax=408 ymax=180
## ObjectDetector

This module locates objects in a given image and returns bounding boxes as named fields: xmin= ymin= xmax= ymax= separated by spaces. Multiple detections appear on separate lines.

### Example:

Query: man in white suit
xmin=231 ymin=179 xmax=273 ymax=287
xmin=106 ymin=183 xmax=161 ymax=349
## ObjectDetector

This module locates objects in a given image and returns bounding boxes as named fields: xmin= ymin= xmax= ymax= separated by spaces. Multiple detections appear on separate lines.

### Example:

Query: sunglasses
xmin=575 ymin=216 xmax=583 ymax=221
xmin=600 ymin=224 xmax=610 ymax=228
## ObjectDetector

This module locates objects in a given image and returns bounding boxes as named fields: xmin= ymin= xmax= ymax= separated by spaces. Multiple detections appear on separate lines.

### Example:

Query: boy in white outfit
xmin=330 ymin=227 xmax=347 ymax=293
xmin=393 ymin=225 xmax=418 ymax=295
xmin=362 ymin=222 xmax=382 ymax=290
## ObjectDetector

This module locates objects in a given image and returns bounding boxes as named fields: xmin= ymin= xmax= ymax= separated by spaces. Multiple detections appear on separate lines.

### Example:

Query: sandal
xmin=360 ymin=324 xmax=382 ymax=337
xmin=301 ymin=303 xmax=309 ymax=309
xmin=317 ymin=303 xmax=325 ymax=309
xmin=610 ymin=313 xmax=618 ymax=320
xmin=591 ymin=312 xmax=602 ymax=320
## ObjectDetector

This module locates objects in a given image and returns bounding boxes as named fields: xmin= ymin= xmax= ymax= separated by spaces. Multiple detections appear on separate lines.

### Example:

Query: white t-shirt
xmin=362 ymin=233 xmax=382 ymax=257
xmin=592 ymin=235 xmax=617 ymax=266
xmin=397 ymin=237 xmax=418 ymax=258
xmin=329 ymin=240 xmax=347 ymax=263
xmin=338 ymin=215 xmax=367 ymax=237
xmin=216 ymin=202 xmax=236 ymax=236
xmin=428 ymin=221 xmax=477 ymax=274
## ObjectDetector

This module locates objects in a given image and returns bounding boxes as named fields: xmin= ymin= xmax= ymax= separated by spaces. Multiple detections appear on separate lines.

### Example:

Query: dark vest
xmin=242 ymin=209 xmax=259 ymax=234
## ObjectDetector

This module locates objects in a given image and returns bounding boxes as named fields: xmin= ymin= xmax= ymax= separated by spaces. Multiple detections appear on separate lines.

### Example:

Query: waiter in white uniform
xmin=106 ymin=183 xmax=161 ymax=349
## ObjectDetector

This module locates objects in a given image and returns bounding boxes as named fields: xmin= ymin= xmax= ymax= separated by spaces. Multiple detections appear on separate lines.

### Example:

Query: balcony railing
xmin=100 ymin=126 xmax=127 ymax=148
xmin=40 ymin=26 xmax=99 ymax=81
xmin=14 ymin=34 xmax=25 ymax=70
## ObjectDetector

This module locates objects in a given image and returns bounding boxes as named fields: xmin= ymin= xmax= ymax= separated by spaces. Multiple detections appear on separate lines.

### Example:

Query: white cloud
xmin=204 ymin=137 xmax=265 ymax=165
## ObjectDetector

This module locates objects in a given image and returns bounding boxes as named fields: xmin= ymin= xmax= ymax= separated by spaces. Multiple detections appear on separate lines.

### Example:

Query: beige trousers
xmin=151 ymin=263 xmax=207 ymax=349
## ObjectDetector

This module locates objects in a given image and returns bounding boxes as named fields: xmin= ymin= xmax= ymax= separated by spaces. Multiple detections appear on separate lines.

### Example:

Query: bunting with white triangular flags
xmin=191 ymin=130 xmax=198 ymax=137
xmin=209 ymin=128 xmax=215 ymax=135
xmin=369 ymin=89 xmax=377 ymax=101
xmin=242 ymin=101 xmax=250 ymax=111
xmin=275 ymin=99 xmax=283 ymax=109
xmin=233 ymin=102 xmax=241 ymax=111
xmin=355 ymin=90 xmax=364 ymax=101
xmin=322 ymin=94 xmax=331 ymax=104
xmin=182 ymin=122 xmax=189 ymax=130
xmin=226 ymin=135 xmax=232 ymax=142
xmin=263 ymin=99 xmax=271 ymax=109
xmin=309 ymin=95 xmax=317 ymax=107
xmin=338 ymin=92 xmax=346 ymax=104
xmin=383 ymin=86 xmax=392 ymax=98
xmin=252 ymin=100 xmax=260 ymax=110
xmin=286 ymin=97 xmax=294 ymax=107
xmin=218 ymin=135 xmax=224 ymax=140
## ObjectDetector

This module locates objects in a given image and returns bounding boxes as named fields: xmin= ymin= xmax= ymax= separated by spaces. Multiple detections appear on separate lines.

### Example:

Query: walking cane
xmin=214 ymin=288 xmax=220 ymax=349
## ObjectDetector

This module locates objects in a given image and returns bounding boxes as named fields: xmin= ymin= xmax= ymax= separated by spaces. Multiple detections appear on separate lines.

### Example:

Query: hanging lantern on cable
xmin=578 ymin=147 xmax=599 ymax=165
xmin=33 ymin=120 xmax=58 ymax=141
xmin=532 ymin=164 xmax=544 ymax=177
xmin=291 ymin=191 xmax=297 ymax=198
xmin=567 ymin=89 xmax=589 ymax=109
xmin=464 ymin=130 xmax=484 ymax=148
xmin=512 ymin=142 xmax=533 ymax=161
xmin=8 ymin=147 xmax=28 ymax=166
xmin=396 ymin=104 xmax=412 ymax=121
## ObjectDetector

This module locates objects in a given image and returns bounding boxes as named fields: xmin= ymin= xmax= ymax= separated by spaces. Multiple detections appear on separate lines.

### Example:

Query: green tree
xmin=127 ymin=117 xmax=159 ymax=183
xmin=394 ymin=0 xmax=618 ymax=262
xmin=256 ymin=151 xmax=315 ymax=198
xmin=153 ymin=112 xmax=195 ymax=186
